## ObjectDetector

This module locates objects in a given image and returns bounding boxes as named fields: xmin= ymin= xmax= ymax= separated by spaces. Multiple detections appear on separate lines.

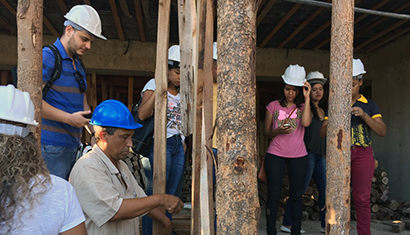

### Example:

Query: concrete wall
xmin=361 ymin=33 xmax=410 ymax=201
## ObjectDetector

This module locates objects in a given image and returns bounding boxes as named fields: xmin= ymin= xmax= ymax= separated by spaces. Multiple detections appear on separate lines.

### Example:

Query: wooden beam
xmin=0 ymin=0 xmax=16 ymax=16
xmin=101 ymin=77 xmax=107 ymax=101
xmin=367 ymin=26 xmax=410 ymax=52
xmin=259 ymin=3 xmax=302 ymax=48
xmin=313 ymin=0 xmax=389 ymax=51
xmin=256 ymin=0 xmax=276 ymax=26
xmin=134 ymin=0 xmax=146 ymax=41
xmin=354 ymin=1 xmax=410 ymax=39
xmin=118 ymin=0 xmax=132 ymax=18
xmin=141 ymin=0 xmax=150 ymax=19
xmin=108 ymin=0 xmax=125 ymax=40
xmin=278 ymin=0 xmax=330 ymax=49
xmin=327 ymin=0 xmax=354 ymax=233
xmin=0 ymin=15 xmax=14 ymax=34
xmin=354 ymin=20 xmax=408 ymax=52
xmin=43 ymin=14 xmax=60 ymax=37
xmin=153 ymin=0 xmax=170 ymax=234
xmin=127 ymin=77 xmax=133 ymax=110
xmin=55 ymin=0 xmax=69 ymax=13
xmin=1 ymin=71 xmax=8 ymax=85
xmin=297 ymin=0 xmax=362 ymax=49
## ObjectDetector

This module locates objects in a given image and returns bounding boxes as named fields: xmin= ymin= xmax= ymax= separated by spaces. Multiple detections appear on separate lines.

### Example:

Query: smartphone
xmin=83 ymin=113 xmax=93 ymax=119
xmin=283 ymin=123 xmax=291 ymax=127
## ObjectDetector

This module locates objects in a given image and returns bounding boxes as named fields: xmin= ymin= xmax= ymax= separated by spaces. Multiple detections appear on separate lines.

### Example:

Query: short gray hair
xmin=94 ymin=126 xmax=117 ymax=142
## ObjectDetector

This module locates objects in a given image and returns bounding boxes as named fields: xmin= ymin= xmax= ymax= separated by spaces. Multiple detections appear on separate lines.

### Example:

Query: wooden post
xmin=178 ymin=0 xmax=196 ymax=137
xmin=216 ymin=0 xmax=259 ymax=233
xmin=91 ymin=71 xmax=97 ymax=108
xmin=153 ymin=0 xmax=170 ymax=234
xmin=101 ymin=77 xmax=107 ymax=101
xmin=192 ymin=0 xmax=214 ymax=234
xmin=326 ymin=0 xmax=354 ymax=234
xmin=16 ymin=0 xmax=43 ymax=143
xmin=128 ymin=76 xmax=134 ymax=110
xmin=1 ymin=71 xmax=8 ymax=85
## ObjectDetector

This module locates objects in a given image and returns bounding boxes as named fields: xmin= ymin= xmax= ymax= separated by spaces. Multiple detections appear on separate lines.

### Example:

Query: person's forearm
xmin=263 ymin=128 xmax=280 ymax=139
xmin=363 ymin=116 xmax=386 ymax=137
xmin=138 ymin=91 xmax=155 ymax=120
xmin=110 ymin=195 xmax=163 ymax=221
xmin=301 ymin=100 xmax=312 ymax=127
xmin=148 ymin=208 xmax=171 ymax=229
xmin=42 ymin=100 xmax=70 ymax=124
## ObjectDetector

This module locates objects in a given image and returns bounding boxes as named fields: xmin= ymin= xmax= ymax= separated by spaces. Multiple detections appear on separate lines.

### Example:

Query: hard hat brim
xmin=89 ymin=121 xmax=142 ymax=130
xmin=0 ymin=115 xmax=38 ymax=126
xmin=307 ymin=78 xmax=327 ymax=85
xmin=282 ymin=75 xmax=306 ymax=87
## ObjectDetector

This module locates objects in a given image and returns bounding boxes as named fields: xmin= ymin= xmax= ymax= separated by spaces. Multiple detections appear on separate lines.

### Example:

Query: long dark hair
xmin=278 ymin=83 xmax=304 ymax=109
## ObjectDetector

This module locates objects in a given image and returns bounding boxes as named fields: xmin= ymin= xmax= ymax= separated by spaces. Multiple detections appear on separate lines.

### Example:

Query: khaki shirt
xmin=70 ymin=145 xmax=147 ymax=235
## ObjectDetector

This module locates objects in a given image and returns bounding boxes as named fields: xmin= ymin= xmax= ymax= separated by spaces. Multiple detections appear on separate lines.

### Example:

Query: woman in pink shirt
xmin=263 ymin=64 xmax=312 ymax=235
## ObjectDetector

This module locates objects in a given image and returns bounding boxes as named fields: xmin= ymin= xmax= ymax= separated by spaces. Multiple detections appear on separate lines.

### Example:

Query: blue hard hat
xmin=90 ymin=100 xmax=142 ymax=129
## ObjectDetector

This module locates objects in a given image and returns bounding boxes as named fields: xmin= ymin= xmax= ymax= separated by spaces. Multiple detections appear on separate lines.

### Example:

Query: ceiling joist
xmin=134 ymin=0 xmax=146 ymax=41
xmin=108 ymin=0 xmax=125 ymax=40
xmin=257 ymin=0 xmax=276 ymax=27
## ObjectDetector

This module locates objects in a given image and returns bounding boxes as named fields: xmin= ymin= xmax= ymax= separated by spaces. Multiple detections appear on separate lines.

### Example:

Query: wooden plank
xmin=367 ymin=26 xmax=410 ymax=52
xmin=1 ymin=71 xmax=8 ymax=85
xmin=152 ymin=0 xmax=171 ymax=234
xmin=108 ymin=0 xmax=125 ymax=40
xmin=91 ymin=71 xmax=97 ymax=108
xmin=278 ymin=0 xmax=330 ymax=49
xmin=256 ymin=0 xmax=276 ymax=26
xmin=127 ymin=76 xmax=134 ymax=110
xmin=134 ymin=0 xmax=146 ymax=41
xmin=313 ymin=0 xmax=389 ymax=50
xmin=0 ymin=0 xmax=16 ymax=16
xmin=327 ymin=0 xmax=354 ymax=233
xmin=259 ymin=4 xmax=302 ymax=48
xmin=118 ymin=0 xmax=132 ymax=18
xmin=177 ymin=0 xmax=196 ymax=136
xmin=101 ymin=77 xmax=107 ymax=101
xmin=55 ymin=0 xmax=69 ymax=13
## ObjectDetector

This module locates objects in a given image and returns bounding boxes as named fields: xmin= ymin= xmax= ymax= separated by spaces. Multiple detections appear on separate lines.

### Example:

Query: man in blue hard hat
xmin=69 ymin=99 xmax=183 ymax=235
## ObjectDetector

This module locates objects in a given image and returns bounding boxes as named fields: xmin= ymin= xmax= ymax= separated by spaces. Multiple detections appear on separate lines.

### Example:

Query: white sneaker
xmin=320 ymin=227 xmax=326 ymax=233
xmin=280 ymin=225 xmax=306 ymax=234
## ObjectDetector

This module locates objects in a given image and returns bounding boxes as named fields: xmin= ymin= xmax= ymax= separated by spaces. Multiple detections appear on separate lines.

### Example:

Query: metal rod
xmin=283 ymin=0 xmax=410 ymax=20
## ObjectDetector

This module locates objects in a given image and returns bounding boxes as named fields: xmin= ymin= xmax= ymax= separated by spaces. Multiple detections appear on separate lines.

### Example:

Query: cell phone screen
xmin=83 ymin=113 xmax=93 ymax=119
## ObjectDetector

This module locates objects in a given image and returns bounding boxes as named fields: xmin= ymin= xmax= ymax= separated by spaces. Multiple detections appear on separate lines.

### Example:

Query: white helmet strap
xmin=0 ymin=123 xmax=30 ymax=137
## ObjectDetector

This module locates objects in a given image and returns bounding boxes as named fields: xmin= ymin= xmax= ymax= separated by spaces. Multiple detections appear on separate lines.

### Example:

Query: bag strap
xmin=283 ymin=106 xmax=298 ymax=124
xmin=42 ymin=44 xmax=62 ymax=99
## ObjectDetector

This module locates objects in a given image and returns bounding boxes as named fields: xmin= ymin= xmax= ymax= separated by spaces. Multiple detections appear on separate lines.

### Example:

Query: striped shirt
xmin=41 ymin=38 xmax=87 ymax=148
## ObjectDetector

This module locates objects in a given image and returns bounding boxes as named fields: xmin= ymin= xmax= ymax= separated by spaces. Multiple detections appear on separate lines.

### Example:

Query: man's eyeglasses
xmin=74 ymin=71 xmax=86 ymax=93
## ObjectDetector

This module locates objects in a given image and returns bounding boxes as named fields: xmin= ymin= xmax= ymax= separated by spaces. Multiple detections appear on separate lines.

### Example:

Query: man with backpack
xmin=41 ymin=5 xmax=106 ymax=180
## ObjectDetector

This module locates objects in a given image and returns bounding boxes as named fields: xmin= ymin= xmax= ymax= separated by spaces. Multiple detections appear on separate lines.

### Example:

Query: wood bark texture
xmin=326 ymin=0 xmax=354 ymax=234
xmin=17 ymin=0 xmax=43 ymax=144
xmin=216 ymin=0 xmax=260 ymax=234
xmin=153 ymin=0 xmax=170 ymax=234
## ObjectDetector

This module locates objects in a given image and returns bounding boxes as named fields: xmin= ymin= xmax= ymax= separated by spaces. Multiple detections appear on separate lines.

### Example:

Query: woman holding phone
xmin=263 ymin=64 xmax=312 ymax=235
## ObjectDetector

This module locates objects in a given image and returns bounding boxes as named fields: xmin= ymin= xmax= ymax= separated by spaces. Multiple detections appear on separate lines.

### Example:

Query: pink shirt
xmin=266 ymin=100 xmax=307 ymax=158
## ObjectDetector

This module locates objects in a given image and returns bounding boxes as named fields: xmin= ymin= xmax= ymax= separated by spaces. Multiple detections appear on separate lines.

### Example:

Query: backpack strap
xmin=42 ymin=44 xmax=62 ymax=99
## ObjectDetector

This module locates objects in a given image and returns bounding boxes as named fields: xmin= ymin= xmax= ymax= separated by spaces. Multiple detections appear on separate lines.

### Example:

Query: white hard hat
xmin=168 ymin=45 xmax=180 ymax=68
xmin=64 ymin=5 xmax=106 ymax=40
xmin=213 ymin=42 xmax=217 ymax=60
xmin=0 ymin=85 xmax=38 ymax=137
xmin=353 ymin=58 xmax=366 ymax=77
xmin=282 ymin=64 xmax=306 ymax=87
xmin=306 ymin=71 xmax=327 ymax=85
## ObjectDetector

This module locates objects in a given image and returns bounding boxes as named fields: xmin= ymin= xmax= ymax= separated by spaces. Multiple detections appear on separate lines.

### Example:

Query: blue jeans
xmin=41 ymin=144 xmax=77 ymax=180
xmin=283 ymin=151 xmax=327 ymax=228
xmin=265 ymin=153 xmax=308 ymax=235
xmin=142 ymin=134 xmax=185 ymax=235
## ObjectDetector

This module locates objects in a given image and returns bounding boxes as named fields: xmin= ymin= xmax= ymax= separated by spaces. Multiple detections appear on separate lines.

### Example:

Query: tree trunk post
xmin=326 ymin=0 xmax=354 ymax=233
xmin=16 ymin=0 xmax=43 ymax=144
xmin=216 ymin=0 xmax=260 ymax=233
xmin=153 ymin=0 xmax=170 ymax=234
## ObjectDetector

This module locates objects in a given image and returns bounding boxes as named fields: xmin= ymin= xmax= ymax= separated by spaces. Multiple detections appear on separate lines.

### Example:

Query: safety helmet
xmin=306 ymin=71 xmax=327 ymax=86
xmin=282 ymin=64 xmax=306 ymax=87
xmin=64 ymin=5 xmax=106 ymax=40
xmin=353 ymin=58 xmax=366 ymax=78
xmin=168 ymin=45 xmax=180 ymax=68
xmin=0 ymin=85 xmax=37 ymax=137
xmin=90 ymin=100 xmax=142 ymax=129
xmin=213 ymin=42 xmax=217 ymax=60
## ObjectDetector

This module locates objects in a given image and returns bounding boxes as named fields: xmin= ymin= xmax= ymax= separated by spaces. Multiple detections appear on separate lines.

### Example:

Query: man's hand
xmin=162 ymin=194 xmax=184 ymax=214
xmin=69 ymin=110 xmax=92 ymax=128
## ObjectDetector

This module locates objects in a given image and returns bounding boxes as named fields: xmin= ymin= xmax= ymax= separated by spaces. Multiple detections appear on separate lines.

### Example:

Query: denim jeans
xmin=265 ymin=153 xmax=308 ymax=235
xmin=41 ymin=144 xmax=77 ymax=180
xmin=142 ymin=134 xmax=185 ymax=235
xmin=283 ymin=151 xmax=327 ymax=228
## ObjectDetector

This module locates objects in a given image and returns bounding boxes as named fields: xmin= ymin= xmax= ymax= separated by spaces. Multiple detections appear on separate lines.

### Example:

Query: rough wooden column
xmin=326 ymin=0 xmax=354 ymax=234
xmin=153 ymin=0 xmax=170 ymax=234
xmin=216 ymin=0 xmax=260 ymax=233
xmin=16 ymin=0 xmax=43 ymax=142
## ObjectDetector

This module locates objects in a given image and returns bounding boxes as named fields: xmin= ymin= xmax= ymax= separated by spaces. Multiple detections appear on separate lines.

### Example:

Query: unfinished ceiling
xmin=0 ymin=0 xmax=409 ymax=53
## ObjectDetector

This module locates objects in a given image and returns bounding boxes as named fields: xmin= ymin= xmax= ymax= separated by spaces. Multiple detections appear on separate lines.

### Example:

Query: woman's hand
xmin=277 ymin=125 xmax=293 ymax=135
xmin=303 ymin=81 xmax=312 ymax=99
